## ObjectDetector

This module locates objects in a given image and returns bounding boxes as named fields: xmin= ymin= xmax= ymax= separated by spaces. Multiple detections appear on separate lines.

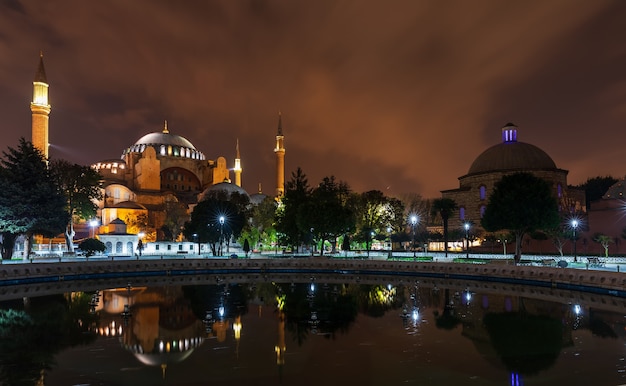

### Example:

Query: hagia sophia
xmin=26 ymin=55 xmax=626 ymax=257
xmin=30 ymin=54 xmax=285 ymax=246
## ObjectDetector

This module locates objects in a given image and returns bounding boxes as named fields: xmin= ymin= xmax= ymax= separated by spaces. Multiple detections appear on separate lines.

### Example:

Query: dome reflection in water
xmin=1 ymin=277 xmax=625 ymax=386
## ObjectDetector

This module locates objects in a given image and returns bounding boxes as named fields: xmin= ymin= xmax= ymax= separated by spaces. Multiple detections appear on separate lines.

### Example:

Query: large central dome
xmin=122 ymin=121 xmax=205 ymax=160
xmin=467 ymin=123 xmax=557 ymax=175
xmin=134 ymin=131 xmax=196 ymax=149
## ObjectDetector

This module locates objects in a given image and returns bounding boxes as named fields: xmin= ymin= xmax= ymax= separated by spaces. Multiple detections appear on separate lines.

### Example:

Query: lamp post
xmin=571 ymin=219 xmax=578 ymax=262
xmin=410 ymin=215 xmax=418 ymax=260
xmin=89 ymin=219 xmax=99 ymax=238
xmin=464 ymin=222 xmax=470 ymax=259
xmin=219 ymin=216 xmax=225 ymax=257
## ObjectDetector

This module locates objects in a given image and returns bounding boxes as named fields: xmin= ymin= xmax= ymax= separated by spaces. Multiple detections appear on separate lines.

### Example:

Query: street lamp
xmin=571 ymin=219 xmax=579 ymax=262
xmin=464 ymin=222 xmax=470 ymax=259
xmin=410 ymin=215 xmax=418 ymax=259
xmin=89 ymin=219 xmax=99 ymax=238
xmin=219 ymin=216 xmax=225 ymax=257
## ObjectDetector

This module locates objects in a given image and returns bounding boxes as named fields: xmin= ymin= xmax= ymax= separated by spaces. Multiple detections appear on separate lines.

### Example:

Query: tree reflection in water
xmin=0 ymin=293 xmax=98 ymax=386
xmin=1 ymin=278 xmax=626 ymax=385
xmin=483 ymin=311 xmax=563 ymax=376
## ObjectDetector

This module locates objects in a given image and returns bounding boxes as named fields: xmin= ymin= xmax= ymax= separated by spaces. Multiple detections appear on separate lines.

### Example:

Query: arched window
xmin=160 ymin=145 xmax=166 ymax=156
xmin=459 ymin=207 xmax=465 ymax=220
xmin=127 ymin=242 xmax=133 ymax=254
xmin=557 ymin=183 xmax=563 ymax=198
xmin=479 ymin=185 xmax=487 ymax=200
xmin=480 ymin=205 xmax=486 ymax=218
xmin=105 ymin=242 xmax=112 ymax=253
xmin=115 ymin=242 xmax=123 ymax=253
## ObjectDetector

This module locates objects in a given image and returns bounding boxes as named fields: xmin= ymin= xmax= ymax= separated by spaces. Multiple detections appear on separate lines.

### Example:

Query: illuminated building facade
xmin=29 ymin=56 xmax=286 ymax=241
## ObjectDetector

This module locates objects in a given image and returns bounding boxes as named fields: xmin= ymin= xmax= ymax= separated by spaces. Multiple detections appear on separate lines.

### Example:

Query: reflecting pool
xmin=1 ymin=276 xmax=626 ymax=386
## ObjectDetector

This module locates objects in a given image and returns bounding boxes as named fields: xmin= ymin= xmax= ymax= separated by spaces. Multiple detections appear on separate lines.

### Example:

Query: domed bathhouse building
xmin=440 ymin=123 xmax=586 ymax=253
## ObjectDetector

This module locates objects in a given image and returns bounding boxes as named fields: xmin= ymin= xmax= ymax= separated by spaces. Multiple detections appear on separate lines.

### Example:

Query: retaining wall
xmin=1 ymin=258 xmax=625 ymax=297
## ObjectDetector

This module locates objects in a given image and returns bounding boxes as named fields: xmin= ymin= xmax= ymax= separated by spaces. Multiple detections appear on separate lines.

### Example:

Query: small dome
xmin=250 ymin=192 xmax=268 ymax=205
xmin=198 ymin=181 xmax=249 ymax=201
xmin=467 ymin=123 xmax=557 ymax=175
xmin=467 ymin=142 xmax=557 ymax=175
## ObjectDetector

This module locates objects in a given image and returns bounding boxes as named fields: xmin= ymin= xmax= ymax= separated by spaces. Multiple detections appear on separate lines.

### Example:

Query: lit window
xmin=479 ymin=185 xmax=486 ymax=200
xmin=459 ymin=207 xmax=465 ymax=220
xmin=160 ymin=145 xmax=166 ymax=156
xmin=557 ymin=184 xmax=562 ymax=198
xmin=480 ymin=205 xmax=486 ymax=217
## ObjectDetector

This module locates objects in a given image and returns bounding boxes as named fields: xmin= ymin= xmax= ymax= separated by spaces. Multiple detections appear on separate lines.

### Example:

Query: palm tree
xmin=431 ymin=198 xmax=458 ymax=257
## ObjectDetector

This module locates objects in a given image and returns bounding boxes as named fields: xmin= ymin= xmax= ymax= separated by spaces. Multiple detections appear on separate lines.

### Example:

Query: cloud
xmin=0 ymin=0 xmax=624 ymax=197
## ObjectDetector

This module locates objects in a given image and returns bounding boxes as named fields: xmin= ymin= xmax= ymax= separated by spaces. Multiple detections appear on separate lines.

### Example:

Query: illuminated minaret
xmin=31 ymin=52 xmax=51 ymax=159
xmin=234 ymin=139 xmax=242 ymax=187
xmin=274 ymin=113 xmax=285 ymax=199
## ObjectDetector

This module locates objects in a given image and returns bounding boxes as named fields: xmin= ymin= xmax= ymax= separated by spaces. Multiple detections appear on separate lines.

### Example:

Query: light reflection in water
xmin=1 ymin=277 xmax=626 ymax=386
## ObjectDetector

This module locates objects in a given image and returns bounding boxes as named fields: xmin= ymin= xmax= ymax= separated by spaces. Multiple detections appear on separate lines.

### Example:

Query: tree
xmin=78 ymin=238 xmax=106 ymax=257
xmin=297 ymin=176 xmax=355 ymax=256
xmin=575 ymin=175 xmax=617 ymax=209
xmin=0 ymin=138 xmax=69 ymax=259
xmin=183 ymin=196 xmax=247 ymax=256
xmin=275 ymin=167 xmax=311 ymax=252
xmin=244 ymin=196 xmax=277 ymax=251
xmin=593 ymin=233 xmax=613 ymax=257
xmin=160 ymin=196 xmax=189 ymax=241
xmin=243 ymin=239 xmax=250 ymax=257
xmin=385 ymin=197 xmax=406 ymax=250
xmin=351 ymin=190 xmax=390 ymax=256
xmin=481 ymin=173 xmax=560 ymax=264
xmin=431 ymin=198 xmax=458 ymax=257
xmin=124 ymin=212 xmax=149 ymax=236
xmin=49 ymin=159 xmax=102 ymax=252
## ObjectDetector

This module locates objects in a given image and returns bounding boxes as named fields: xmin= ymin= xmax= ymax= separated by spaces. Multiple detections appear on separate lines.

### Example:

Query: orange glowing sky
xmin=1 ymin=0 xmax=625 ymax=198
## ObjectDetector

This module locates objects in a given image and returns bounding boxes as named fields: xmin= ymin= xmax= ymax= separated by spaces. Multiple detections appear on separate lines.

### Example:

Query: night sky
xmin=1 ymin=0 xmax=625 ymax=198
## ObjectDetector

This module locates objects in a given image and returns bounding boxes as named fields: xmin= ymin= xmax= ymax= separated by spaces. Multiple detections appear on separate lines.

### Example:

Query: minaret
xmin=234 ymin=139 xmax=242 ymax=187
xmin=31 ymin=52 xmax=51 ymax=159
xmin=274 ymin=112 xmax=285 ymax=199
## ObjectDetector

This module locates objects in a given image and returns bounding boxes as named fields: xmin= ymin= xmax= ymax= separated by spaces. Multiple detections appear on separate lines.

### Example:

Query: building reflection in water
xmin=95 ymin=285 xmax=208 ymax=378
xmin=27 ymin=277 xmax=622 ymax=385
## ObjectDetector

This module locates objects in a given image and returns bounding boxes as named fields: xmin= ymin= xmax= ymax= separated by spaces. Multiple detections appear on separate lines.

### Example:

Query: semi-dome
xmin=467 ymin=123 xmax=557 ymax=175
xmin=198 ymin=180 xmax=249 ymax=201
xmin=121 ymin=121 xmax=205 ymax=160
